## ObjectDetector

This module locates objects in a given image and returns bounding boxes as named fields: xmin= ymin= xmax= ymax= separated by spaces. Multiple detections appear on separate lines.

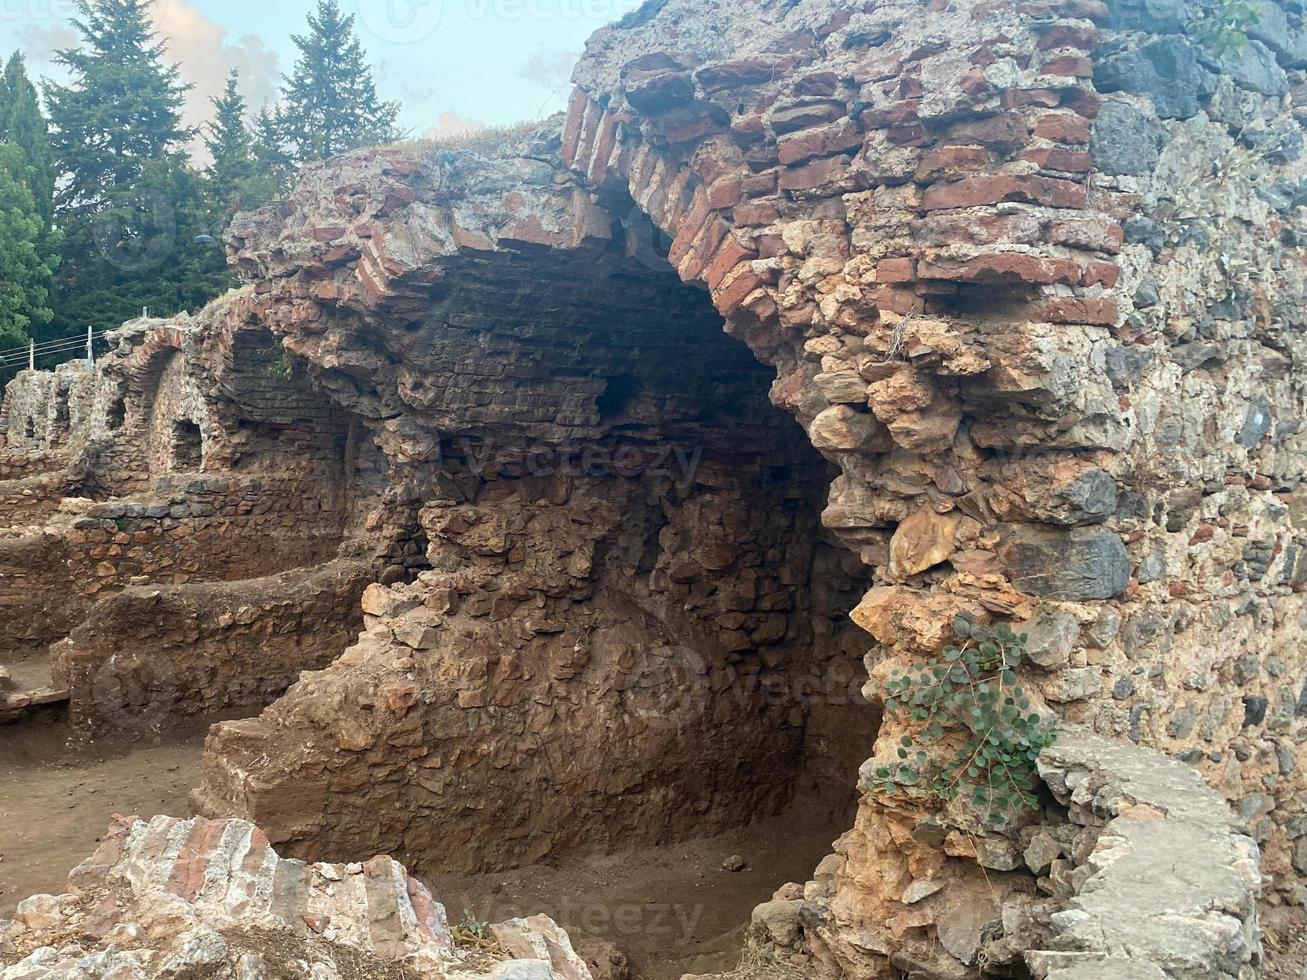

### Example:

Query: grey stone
xmin=1044 ymin=668 xmax=1102 ymax=703
xmin=1022 ymin=609 xmax=1080 ymax=669
xmin=1136 ymin=549 xmax=1167 ymax=584
xmin=1092 ymin=101 xmax=1167 ymax=176
xmin=901 ymin=878 xmax=945 ymax=904
xmin=1209 ymin=39 xmax=1289 ymax=96
xmin=1250 ymin=0 xmax=1307 ymax=67
xmin=1113 ymin=676 xmax=1135 ymax=700
xmin=1233 ymin=654 xmax=1261 ymax=685
xmin=1024 ymin=831 xmax=1063 ymax=875
xmin=1000 ymin=527 xmax=1131 ymax=601
xmin=1237 ymin=397 xmax=1273 ymax=448
xmin=1107 ymin=0 xmax=1193 ymax=33
xmin=1167 ymin=702 xmax=1198 ymax=739
xmin=751 ymin=898 xmax=802 ymax=946
xmin=1094 ymin=37 xmax=1215 ymax=120
xmin=1242 ymin=695 xmax=1268 ymax=727
xmin=1060 ymin=468 xmax=1118 ymax=524
xmin=1086 ymin=609 xmax=1121 ymax=649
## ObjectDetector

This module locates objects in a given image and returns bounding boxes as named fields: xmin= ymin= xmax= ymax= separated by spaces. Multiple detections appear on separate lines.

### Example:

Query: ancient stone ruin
xmin=3 ymin=0 xmax=1306 ymax=978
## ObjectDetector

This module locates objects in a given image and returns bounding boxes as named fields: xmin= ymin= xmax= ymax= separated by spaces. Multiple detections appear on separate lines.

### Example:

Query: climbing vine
xmin=870 ymin=617 xmax=1055 ymax=825
xmin=1197 ymin=0 xmax=1262 ymax=58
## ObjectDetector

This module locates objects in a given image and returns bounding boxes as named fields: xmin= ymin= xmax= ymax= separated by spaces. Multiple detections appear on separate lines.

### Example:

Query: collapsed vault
xmin=195 ymin=153 xmax=876 ymax=872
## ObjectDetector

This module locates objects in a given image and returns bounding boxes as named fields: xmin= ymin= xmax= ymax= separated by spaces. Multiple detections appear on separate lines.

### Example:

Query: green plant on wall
xmin=1197 ymin=0 xmax=1262 ymax=58
xmin=870 ymin=617 xmax=1056 ymax=825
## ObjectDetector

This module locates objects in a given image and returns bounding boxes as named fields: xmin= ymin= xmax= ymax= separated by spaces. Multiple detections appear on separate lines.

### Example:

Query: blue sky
xmin=0 ymin=0 xmax=642 ymax=149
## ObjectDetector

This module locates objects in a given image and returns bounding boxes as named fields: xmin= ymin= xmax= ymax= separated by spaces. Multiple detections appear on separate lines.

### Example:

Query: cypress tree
xmin=0 ymin=142 xmax=54 ymax=347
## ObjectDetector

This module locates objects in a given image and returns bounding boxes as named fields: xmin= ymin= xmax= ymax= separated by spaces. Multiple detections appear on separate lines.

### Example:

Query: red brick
xmin=868 ymin=285 xmax=926 ymax=315
xmin=741 ymin=171 xmax=779 ymax=196
xmin=922 ymin=174 xmax=1087 ymax=210
xmin=877 ymin=257 xmax=916 ymax=283
xmin=667 ymin=191 xmax=711 ymax=268
xmin=696 ymin=55 xmax=801 ymax=93
xmin=916 ymin=144 xmax=988 ymax=180
xmin=1001 ymin=88 xmax=1062 ymax=109
xmin=944 ymin=113 xmax=1030 ymax=150
xmin=677 ymin=215 xmax=729 ymax=282
xmin=1041 ymin=55 xmax=1094 ymax=78
xmin=772 ymin=100 xmax=846 ymax=134
xmin=1047 ymin=216 xmax=1123 ymax=253
xmin=310 ymin=225 xmax=347 ymax=242
xmin=778 ymin=154 xmax=853 ymax=192
xmin=959 ymin=68 xmax=993 ymax=99
xmin=919 ymin=251 xmax=1083 ymax=285
xmin=1032 ymin=112 xmax=1091 ymax=144
xmin=712 ymin=266 xmax=765 ymax=313
xmin=705 ymin=235 xmax=757 ymax=290
xmin=734 ymin=201 xmax=781 ymax=225
xmin=1062 ymin=89 xmax=1101 ymax=119
xmin=795 ymin=71 xmax=840 ymax=97
xmin=855 ymin=54 xmax=904 ymax=83
xmin=561 ymin=90 xmax=589 ymax=166
xmin=777 ymin=120 xmax=865 ymax=165
xmin=886 ymin=125 xmax=930 ymax=147
xmin=706 ymin=175 xmax=744 ymax=208
xmin=1081 ymin=261 xmax=1120 ymax=288
xmin=1036 ymin=23 xmax=1099 ymax=50
xmin=1039 ymin=296 xmax=1119 ymax=325
xmin=860 ymin=100 xmax=921 ymax=129
xmin=1024 ymin=146 xmax=1093 ymax=172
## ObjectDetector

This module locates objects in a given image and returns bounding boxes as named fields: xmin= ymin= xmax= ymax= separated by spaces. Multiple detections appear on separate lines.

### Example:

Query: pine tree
xmin=0 ymin=142 xmax=54 ymax=347
xmin=43 ymin=0 xmax=228 ymax=335
xmin=44 ymin=0 xmax=193 ymax=218
xmin=280 ymin=0 xmax=400 ymax=163
xmin=0 ymin=53 xmax=56 ymax=230
xmin=204 ymin=69 xmax=257 ymax=219
xmin=249 ymin=106 xmax=294 ymax=202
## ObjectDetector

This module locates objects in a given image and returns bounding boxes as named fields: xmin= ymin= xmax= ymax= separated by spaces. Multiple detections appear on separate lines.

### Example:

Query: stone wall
xmin=52 ymin=558 xmax=373 ymax=735
xmin=183 ymin=0 xmax=1307 ymax=975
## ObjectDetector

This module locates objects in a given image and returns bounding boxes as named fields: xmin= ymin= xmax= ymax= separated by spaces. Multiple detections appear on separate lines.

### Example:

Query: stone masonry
xmin=2 ymin=0 xmax=1305 ymax=978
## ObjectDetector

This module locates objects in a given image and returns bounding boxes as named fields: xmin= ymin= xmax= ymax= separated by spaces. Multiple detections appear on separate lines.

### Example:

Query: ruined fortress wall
xmin=51 ymin=558 xmax=372 ymax=735
xmin=2 ymin=0 xmax=1303 ymax=977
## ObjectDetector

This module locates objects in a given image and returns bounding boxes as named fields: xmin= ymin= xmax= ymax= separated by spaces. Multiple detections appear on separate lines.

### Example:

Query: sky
xmin=0 ymin=0 xmax=644 ymax=151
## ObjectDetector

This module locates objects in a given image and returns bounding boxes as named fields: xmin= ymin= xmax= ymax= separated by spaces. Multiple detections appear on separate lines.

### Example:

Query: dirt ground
xmin=422 ymin=801 xmax=849 ymax=980
xmin=0 ymin=707 xmax=847 ymax=979
xmin=0 ymin=710 xmax=206 ymax=916
xmin=1264 ymin=906 xmax=1307 ymax=980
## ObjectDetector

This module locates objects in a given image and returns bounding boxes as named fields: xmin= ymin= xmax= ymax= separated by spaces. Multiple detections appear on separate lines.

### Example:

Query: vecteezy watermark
xmin=456 ymin=898 xmax=706 ymax=943
xmin=0 ymin=0 xmax=78 ymax=23
xmin=93 ymin=185 xmax=176 ymax=274
xmin=447 ymin=436 xmax=704 ymax=490
xmin=354 ymin=0 xmax=643 ymax=44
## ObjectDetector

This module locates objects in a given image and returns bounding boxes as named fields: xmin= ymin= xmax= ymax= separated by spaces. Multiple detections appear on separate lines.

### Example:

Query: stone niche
xmin=195 ymin=198 xmax=880 ymax=874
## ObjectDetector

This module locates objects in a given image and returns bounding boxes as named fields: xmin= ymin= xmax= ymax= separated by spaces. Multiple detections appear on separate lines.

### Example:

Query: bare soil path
xmin=0 ymin=709 xmax=848 ymax=980
xmin=0 ymin=711 xmax=205 ymax=916
xmin=423 ymin=802 xmax=848 ymax=980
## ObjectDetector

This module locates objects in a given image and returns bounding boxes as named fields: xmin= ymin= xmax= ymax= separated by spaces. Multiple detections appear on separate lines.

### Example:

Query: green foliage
xmin=43 ymin=0 xmax=229 ymax=335
xmin=277 ymin=0 xmax=401 ymax=165
xmin=44 ymin=0 xmax=193 ymax=217
xmin=0 ymin=142 xmax=55 ymax=346
xmin=1197 ymin=0 xmax=1262 ymax=58
xmin=1 ymin=53 xmax=57 ymax=230
xmin=204 ymin=69 xmax=257 ymax=221
xmin=0 ymin=52 xmax=59 ymax=347
xmin=870 ymin=617 xmax=1056 ymax=824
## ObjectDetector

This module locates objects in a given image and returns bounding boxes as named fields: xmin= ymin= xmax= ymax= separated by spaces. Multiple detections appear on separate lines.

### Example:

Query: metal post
xmin=28 ymin=338 xmax=34 ymax=371
xmin=86 ymin=325 xmax=94 ymax=366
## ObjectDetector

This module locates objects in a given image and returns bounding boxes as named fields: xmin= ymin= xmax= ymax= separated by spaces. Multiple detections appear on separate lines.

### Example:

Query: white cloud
xmin=148 ymin=0 xmax=282 ymax=158
xmin=518 ymin=48 xmax=575 ymax=90
xmin=422 ymin=111 xmax=487 ymax=141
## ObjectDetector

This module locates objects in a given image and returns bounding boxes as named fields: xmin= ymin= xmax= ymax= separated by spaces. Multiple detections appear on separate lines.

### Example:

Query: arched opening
xmin=197 ymin=191 xmax=882 ymax=978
